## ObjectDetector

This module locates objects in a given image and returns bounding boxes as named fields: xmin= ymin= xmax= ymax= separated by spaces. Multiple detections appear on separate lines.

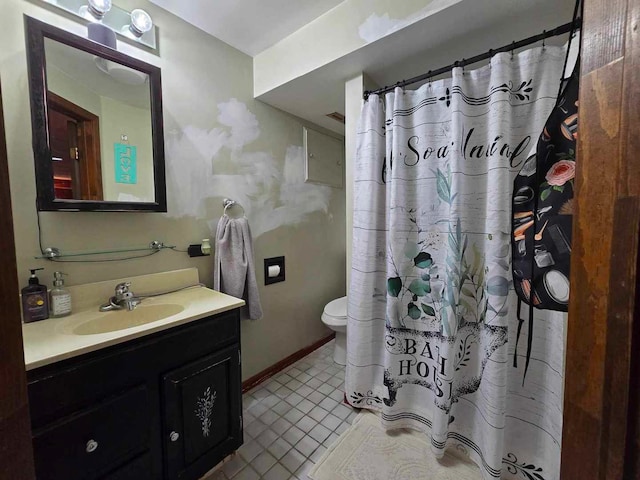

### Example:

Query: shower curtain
xmin=346 ymin=46 xmax=567 ymax=480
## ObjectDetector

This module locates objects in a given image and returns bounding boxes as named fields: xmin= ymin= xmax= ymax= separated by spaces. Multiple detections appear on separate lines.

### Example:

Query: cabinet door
xmin=162 ymin=345 xmax=242 ymax=480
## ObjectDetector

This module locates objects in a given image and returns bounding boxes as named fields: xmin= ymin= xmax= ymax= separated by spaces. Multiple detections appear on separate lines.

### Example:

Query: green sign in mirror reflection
xmin=114 ymin=143 xmax=137 ymax=184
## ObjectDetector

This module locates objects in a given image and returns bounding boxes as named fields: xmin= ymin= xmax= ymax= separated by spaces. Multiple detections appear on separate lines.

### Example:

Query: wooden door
xmin=0 ymin=84 xmax=36 ymax=478
xmin=47 ymin=91 xmax=103 ymax=201
xmin=560 ymin=0 xmax=640 ymax=477
xmin=162 ymin=346 xmax=242 ymax=480
xmin=49 ymin=108 xmax=80 ymax=199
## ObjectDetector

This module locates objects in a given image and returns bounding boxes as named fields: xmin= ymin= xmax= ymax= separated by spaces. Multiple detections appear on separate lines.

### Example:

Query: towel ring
xmin=223 ymin=198 xmax=245 ymax=217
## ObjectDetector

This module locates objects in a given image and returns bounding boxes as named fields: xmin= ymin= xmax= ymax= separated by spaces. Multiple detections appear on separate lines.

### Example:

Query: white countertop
xmin=23 ymin=286 xmax=245 ymax=371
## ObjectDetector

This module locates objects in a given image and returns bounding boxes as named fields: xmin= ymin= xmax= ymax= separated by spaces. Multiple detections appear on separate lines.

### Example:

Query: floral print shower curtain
xmin=346 ymin=46 xmax=568 ymax=480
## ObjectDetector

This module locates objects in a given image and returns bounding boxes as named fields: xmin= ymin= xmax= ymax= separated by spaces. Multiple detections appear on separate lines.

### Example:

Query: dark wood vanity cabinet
xmin=26 ymin=309 xmax=243 ymax=480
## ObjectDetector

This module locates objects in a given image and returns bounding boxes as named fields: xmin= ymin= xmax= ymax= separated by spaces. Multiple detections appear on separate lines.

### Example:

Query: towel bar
xmin=223 ymin=198 xmax=245 ymax=217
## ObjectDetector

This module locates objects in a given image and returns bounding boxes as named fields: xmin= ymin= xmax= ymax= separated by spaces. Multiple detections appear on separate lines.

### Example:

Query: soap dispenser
xmin=50 ymin=271 xmax=72 ymax=318
xmin=21 ymin=268 xmax=49 ymax=323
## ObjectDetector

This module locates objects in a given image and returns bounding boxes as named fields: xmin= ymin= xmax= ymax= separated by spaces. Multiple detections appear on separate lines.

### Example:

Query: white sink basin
xmin=72 ymin=304 xmax=185 ymax=335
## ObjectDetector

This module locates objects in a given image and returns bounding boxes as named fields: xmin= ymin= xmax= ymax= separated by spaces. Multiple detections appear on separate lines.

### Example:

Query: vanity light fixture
xmin=78 ymin=0 xmax=113 ymax=21
xmin=41 ymin=0 xmax=158 ymax=50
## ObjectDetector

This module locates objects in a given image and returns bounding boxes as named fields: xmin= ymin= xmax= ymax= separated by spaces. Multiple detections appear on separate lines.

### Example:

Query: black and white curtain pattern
xmin=346 ymin=47 xmax=567 ymax=480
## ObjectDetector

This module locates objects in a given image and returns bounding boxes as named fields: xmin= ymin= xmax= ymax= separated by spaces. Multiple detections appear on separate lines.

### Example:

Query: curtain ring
xmin=427 ymin=70 xmax=432 ymax=88
xmin=461 ymin=58 xmax=466 ymax=74
xmin=511 ymin=41 xmax=515 ymax=59
xmin=542 ymin=30 xmax=546 ymax=49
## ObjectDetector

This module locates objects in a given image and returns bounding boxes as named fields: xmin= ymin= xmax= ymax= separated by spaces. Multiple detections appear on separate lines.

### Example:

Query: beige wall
xmin=1 ymin=0 xmax=345 ymax=379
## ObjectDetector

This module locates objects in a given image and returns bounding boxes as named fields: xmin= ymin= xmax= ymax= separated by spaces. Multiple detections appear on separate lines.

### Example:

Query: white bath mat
xmin=309 ymin=411 xmax=480 ymax=480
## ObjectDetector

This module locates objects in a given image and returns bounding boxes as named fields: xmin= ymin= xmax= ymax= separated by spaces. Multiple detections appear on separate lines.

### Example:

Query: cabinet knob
xmin=169 ymin=431 xmax=180 ymax=442
xmin=85 ymin=439 xmax=99 ymax=453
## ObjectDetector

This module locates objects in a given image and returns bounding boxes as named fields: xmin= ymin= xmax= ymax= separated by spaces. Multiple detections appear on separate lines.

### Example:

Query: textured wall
xmin=1 ymin=0 xmax=345 ymax=379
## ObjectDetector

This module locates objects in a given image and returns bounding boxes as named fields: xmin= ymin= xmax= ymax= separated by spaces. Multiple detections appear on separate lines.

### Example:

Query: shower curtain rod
xmin=363 ymin=18 xmax=582 ymax=99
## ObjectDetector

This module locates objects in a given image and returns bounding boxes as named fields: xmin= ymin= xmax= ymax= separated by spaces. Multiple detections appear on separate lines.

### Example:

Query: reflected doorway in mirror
xmin=47 ymin=91 xmax=103 ymax=201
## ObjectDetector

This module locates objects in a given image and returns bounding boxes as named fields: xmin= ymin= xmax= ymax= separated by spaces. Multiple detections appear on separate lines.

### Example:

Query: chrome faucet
xmin=99 ymin=282 xmax=142 ymax=312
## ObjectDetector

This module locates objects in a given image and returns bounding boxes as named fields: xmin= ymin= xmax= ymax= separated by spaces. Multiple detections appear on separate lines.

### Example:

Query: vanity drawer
xmin=33 ymin=385 xmax=150 ymax=480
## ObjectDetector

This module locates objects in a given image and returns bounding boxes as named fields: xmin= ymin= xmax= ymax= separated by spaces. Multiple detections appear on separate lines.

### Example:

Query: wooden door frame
xmin=47 ymin=91 xmax=103 ymax=201
xmin=560 ymin=0 xmax=640 ymax=477
xmin=0 ymin=84 xmax=36 ymax=478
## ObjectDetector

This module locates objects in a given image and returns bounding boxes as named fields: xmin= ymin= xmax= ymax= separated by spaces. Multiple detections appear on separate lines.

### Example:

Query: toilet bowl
xmin=321 ymin=296 xmax=347 ymax=365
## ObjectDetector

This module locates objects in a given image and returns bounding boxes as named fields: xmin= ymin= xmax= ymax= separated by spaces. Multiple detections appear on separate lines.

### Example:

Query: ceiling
xmin=256 ymin=0 xmax=576 ymax=135
xmin=148 ymin=0 xmax=345 ymax=56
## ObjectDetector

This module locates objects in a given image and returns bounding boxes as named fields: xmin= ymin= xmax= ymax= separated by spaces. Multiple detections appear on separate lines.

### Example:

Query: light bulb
xmin=88 ymin=0 xmax=112 ymax=18
xmin=129 ymin=9 xmax=153 ymax=37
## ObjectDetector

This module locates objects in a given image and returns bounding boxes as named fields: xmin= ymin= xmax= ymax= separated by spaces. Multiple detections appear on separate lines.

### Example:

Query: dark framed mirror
xmin=25 ymin=16 xmax=167 ymax=212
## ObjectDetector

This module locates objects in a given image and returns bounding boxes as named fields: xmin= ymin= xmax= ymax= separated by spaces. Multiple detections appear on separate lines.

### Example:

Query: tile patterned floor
xmin=205 ymin=340 xmax=358 ymax=480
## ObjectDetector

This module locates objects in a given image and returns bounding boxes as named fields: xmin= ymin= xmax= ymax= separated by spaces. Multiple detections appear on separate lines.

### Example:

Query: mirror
xmin=25 ymin=16 xmax=166 ymax=212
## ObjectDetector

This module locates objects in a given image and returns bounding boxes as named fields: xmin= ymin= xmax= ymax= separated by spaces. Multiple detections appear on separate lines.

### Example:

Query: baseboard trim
xmin=242 ymin=333 xmax=336 ymax=393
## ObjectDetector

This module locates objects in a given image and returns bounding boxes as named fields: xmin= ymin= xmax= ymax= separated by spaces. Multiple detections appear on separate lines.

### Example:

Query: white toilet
xmin=321 ymin=296 xmax=347 ymax=365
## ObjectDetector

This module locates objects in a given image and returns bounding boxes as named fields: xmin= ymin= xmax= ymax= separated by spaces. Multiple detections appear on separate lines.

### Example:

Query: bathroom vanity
xmin=22 ymin=269 xmax=245 ymax=480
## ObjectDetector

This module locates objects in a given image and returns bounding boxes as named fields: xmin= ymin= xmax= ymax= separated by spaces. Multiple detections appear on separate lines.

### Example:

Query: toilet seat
xmin=322 ymin=296 xmax=347 ymax=327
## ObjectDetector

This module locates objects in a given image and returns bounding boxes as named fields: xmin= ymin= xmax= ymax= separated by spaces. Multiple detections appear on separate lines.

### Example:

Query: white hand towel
xmin=213 ymin=215 xmax=263 ymax=320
